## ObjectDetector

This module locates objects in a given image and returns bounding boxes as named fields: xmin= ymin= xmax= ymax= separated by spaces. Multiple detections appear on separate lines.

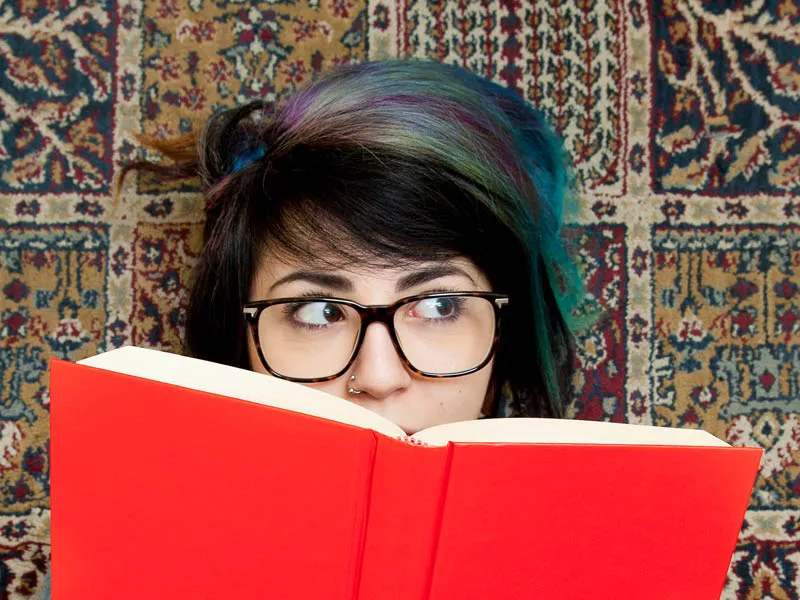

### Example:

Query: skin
xmin=246 ymin=251 xmax=495 ymax=435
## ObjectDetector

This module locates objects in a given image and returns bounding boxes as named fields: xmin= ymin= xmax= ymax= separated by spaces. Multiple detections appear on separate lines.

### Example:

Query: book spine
xmin=349 ymin=433 xmax=380 ymax=600
xmin=421 ymin=443 xmax=454 ymax=600
xmin=356 ymin=439 xmax=450 ymax=600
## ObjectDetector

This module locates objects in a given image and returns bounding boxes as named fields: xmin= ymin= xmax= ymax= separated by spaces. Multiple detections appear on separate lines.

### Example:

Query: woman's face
xmin=247 ymin=251 xmax=495 ymax=434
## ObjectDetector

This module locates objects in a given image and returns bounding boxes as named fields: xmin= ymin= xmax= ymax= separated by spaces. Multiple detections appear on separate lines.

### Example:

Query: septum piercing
xmin=348 ymin=374 xmax=362 ymax=395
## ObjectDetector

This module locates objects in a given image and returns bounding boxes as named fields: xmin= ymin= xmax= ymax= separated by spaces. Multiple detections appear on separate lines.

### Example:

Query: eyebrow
xmin=268 ymin=272 xmax=354 ymax=294
xmin=395 ymin=265 xmax=477 ymax=291
xmin=267 ymin=264 xmax=478 ymax=295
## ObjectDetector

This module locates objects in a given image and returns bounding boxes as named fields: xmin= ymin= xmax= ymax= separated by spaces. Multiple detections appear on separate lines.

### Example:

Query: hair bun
xmin=230 ymin=143 xmax=268 ymax=174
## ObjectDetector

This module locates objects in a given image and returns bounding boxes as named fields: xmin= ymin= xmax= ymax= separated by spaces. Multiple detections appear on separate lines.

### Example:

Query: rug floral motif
xmin=1 ymin=1 xmax=798 ymax=597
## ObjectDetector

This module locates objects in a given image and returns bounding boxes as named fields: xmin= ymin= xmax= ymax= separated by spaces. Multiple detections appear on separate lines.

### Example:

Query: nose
xmin=349 ymin=322 xmax=411 ymax=400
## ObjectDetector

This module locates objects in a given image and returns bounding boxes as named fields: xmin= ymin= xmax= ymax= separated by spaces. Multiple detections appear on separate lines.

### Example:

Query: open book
xmin=50 ymin=346 xmax=761 ymax=600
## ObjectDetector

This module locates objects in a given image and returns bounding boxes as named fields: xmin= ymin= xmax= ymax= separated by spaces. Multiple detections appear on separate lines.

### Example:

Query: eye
xmin=292 ymin=302 xmax=345 ymax=326
xmin=408 ymin=297 xmax=461 ymax=320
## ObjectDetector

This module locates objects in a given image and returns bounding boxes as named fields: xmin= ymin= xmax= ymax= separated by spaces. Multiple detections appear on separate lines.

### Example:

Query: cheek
xmin=305 ymin=379 xmax=348 ymax=401
xmin=431 ymin=366 xmax=493 ymax=421
xmin=248 ymin=334 xmax=350 ymax=398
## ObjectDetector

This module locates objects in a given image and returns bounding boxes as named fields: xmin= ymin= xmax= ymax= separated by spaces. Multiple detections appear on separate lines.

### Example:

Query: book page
xmin=79 ymin=346 xmax=405 ymax=439
xmin=78 ymin=347 xmax=730 ymax=448
xmin=412 ymin=417 xmax=730 ymax=447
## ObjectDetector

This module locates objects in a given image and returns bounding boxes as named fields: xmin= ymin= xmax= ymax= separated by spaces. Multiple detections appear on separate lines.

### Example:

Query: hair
xmin=120 ymin=59 xmax=586 ymax=418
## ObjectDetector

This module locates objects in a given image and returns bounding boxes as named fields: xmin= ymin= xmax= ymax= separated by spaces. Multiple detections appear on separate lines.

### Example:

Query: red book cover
xmin=50 ymin=348 xmax=762 ymax=600
xmin=429 ymin=443 xmax=760 ymax=599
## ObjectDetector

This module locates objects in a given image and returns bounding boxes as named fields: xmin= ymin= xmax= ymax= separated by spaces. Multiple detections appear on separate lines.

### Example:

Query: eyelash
xmin=297 ymin=289 xmax=337 ymax=299
xmin=280 ymin=294 xmax=344 ymax=331
xmin=417 ymin=286 xmax=463 ymax=295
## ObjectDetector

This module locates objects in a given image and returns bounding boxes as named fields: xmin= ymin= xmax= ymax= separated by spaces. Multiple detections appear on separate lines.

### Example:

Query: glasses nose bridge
xmin=357 ymin=304 xmax=397 ymax=331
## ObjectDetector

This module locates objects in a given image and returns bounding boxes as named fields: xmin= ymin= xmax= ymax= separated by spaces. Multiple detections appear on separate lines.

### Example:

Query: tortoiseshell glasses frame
xmin=242 ymin=291 xmax=509 ymax=383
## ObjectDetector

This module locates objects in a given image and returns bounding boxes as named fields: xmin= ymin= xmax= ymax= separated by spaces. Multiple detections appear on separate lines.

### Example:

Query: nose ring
xmin=348 ymin=374 xmax=362 ymax=395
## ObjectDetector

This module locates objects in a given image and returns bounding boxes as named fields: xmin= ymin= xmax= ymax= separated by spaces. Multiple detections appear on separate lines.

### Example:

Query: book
xmin=50 ymin=346 xmax=762 ymax=600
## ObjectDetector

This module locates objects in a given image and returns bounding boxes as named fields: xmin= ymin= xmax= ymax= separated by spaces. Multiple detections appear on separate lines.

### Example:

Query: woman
xmin=42 ymin=59 xmax=584 ymax=596
xmin=157 ymin=59 xmax=582 ymax=421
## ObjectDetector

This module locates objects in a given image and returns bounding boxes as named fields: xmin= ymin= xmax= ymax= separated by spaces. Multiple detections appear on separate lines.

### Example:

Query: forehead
xmin=252 ymin=249 xmax=490 ymax=291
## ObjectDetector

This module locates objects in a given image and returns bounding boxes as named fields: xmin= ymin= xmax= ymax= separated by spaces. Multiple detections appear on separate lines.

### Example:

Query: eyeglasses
xmin=242 ymin=292 xmax=509 ymax=382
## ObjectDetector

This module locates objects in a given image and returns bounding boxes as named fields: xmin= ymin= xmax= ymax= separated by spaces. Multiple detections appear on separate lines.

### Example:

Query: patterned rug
xmin=1 ymin=0 xmax=799 ymax=597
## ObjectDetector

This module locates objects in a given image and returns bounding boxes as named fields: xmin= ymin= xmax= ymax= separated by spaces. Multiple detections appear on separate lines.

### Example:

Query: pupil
xmin=323 ymin=304 xmax=339 ymax=321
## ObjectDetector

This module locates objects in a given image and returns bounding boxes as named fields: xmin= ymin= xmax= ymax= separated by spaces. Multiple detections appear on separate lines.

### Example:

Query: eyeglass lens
xmin=255 ymin=295 xmax=496 ymax=379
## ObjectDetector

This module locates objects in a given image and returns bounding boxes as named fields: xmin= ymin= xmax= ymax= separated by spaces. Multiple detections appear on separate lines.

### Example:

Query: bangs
xmin=250 ymin=150 xmax=495 ymax=275
xmin=258 ymin=203 xmax=456 ymax=272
